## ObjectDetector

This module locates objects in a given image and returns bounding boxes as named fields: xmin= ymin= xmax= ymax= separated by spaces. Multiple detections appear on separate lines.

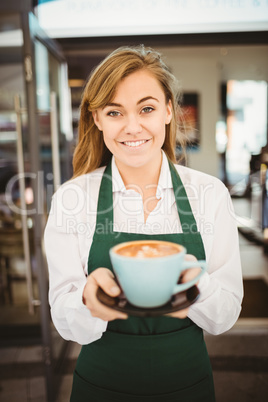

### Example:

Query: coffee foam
xmin=115 ymin=240 xmax=182 ymax=258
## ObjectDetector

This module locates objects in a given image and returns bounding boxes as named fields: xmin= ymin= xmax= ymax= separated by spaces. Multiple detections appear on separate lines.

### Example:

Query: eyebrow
xmin=103 ymin=96 xmax=159 ymax=109
xmin=138 ymin=96 xmax=159 ymax=105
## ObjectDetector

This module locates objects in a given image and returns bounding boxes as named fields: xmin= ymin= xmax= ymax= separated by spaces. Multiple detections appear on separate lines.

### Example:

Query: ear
xmin=165 ymin=100 xmax=172 ymax=125
xmin=92 ymin=110 xmax=103 ymax=131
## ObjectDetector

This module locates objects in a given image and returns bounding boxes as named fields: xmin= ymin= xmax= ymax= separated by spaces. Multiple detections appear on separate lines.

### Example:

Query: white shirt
xmin=44 ymin=152 xmax=243 ymax=345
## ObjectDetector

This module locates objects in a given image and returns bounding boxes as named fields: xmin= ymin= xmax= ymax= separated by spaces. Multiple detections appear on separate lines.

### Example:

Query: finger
xmin=84 ymin=274 xmax=128 ymax=320
xmin=165 ymin=307 xmax=189 ymax=319
xmin=184 ymin=254 xmax=197 ymax=262
xmin=91 ymin=301 xmax=128 ymax=321
xmin=91 ymin=268 xmax=121 ymax=297
xmin=180 ymin=267 xmax=201 ymax=284
xmin=84 ymin=288 xmax=128 ymax=320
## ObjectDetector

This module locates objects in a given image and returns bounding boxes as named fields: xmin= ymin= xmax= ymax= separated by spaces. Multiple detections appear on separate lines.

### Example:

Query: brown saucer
xmin=96 ymin=285 xmax=200 ymax=317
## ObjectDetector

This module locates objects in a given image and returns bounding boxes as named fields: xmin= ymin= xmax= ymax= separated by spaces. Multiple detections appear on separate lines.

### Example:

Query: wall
xmin=158 ymin=45 xmax=268 ymax=178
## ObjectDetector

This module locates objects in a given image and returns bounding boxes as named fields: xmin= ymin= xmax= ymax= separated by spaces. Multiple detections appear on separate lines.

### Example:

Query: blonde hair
xmin=72 ymin=45 xmax=183 ymax=177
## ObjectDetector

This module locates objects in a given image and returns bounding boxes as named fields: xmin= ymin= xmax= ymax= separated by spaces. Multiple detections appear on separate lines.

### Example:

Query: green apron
xmin=71 ymin=160 xmax=215 ymax=402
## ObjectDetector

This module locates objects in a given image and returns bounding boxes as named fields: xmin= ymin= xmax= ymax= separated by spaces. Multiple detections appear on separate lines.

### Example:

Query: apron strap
xmin=95 ymin=160 xmax=114 ymax=226
xmin=168 ymin=159 xmax=198 ymax=233
xmin=96 ymin=157 xmax=198 ymax=234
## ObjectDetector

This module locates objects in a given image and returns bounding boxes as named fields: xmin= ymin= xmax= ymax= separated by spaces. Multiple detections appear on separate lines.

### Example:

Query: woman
xmin=44 ymin=45 xmax=243 ymax=401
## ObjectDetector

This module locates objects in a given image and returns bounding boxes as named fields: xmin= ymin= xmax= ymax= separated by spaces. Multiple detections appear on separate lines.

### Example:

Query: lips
xmin=121 ymin=139 xmax=150 ymax=147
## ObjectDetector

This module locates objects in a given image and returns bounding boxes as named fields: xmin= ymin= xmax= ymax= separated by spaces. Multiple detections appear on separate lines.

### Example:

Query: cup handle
xmin=172 ymin=260 xmax=207 ymax=294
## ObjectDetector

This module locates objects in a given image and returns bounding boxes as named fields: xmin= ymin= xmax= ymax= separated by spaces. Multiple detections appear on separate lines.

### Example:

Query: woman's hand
xmin=166 ymin=254 xmax=201 ymax=319
xmin=83 ymin=268 xmax=128 ymax=321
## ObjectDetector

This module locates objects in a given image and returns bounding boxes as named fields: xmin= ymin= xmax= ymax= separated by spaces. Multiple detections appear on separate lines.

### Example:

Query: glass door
xmin=34 ymin=37 xmax=73 ymax=197
xmin=0 ymin=12 xmax=38 ymax=342
xmin=0 ymin=8 xmax=73 ymax=402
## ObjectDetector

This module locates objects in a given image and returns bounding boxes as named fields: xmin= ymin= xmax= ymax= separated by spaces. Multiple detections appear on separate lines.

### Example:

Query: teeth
xmin=123 ymin=140 xmax=147 ymax=147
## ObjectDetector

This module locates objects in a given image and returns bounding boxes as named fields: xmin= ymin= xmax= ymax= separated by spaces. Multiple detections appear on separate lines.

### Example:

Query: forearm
xmin=50 ymin=282 xmax=108 ymax=345
xmin=188 ymin=186 xmax=243 ymax=335
xmin=188 ymin=272 xmax=242 ymax=335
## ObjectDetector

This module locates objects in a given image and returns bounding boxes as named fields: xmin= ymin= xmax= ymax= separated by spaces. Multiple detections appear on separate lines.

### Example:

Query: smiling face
xmin=92 ymin=69 xmax=172 ymax=174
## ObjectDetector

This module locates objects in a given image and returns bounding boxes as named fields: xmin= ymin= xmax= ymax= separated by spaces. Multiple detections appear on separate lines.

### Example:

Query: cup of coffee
xmin=109 ymin=240 xmax=206 ymax=308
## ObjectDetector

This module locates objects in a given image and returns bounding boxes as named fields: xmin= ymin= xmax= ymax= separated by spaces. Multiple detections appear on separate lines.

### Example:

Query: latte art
xmin=115 ymin=240 xmax=182 ymax=258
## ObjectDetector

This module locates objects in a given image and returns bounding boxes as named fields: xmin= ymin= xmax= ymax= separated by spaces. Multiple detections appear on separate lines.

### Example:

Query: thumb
xmin=91 ymin=268 xmax=121 ymax=297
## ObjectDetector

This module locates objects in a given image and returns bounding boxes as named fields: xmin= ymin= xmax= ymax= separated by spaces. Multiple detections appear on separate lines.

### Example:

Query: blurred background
xmin=0 ymin=1 xmax=267 ymax=401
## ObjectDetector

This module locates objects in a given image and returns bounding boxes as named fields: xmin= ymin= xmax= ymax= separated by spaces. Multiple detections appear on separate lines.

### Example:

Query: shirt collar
xmin=111 ymin=157 xmax=126 ymax=192
xmin=111 ymin=151 xmax=173 ymax=193
xmin=158 ymin=150 xmax=173 ymax=190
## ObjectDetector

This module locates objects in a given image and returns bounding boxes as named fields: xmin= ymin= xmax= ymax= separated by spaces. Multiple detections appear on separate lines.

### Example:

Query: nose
xmin=124 ymin=114 xmax=142 ymax=135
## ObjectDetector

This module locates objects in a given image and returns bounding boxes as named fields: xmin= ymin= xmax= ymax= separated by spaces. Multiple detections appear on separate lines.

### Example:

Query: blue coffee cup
xmin=109 ymin=240 xmax=207 ymax=308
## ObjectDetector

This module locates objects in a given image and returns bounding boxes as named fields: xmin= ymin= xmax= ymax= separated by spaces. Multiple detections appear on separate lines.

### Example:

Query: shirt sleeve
xmin=44 ymin=191 xmax=108 ymax=345
xmin=187 ymin=184 xmax=244 ymax=335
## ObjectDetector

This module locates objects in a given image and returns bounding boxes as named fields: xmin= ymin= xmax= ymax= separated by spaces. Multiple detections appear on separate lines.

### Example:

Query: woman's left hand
xmin=166 ymin=254 xmax=201 ymax=319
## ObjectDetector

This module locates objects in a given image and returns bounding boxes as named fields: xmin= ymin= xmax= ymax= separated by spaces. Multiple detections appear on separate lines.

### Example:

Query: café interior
xmin=0 ymin=1 xmax=267 ymax=401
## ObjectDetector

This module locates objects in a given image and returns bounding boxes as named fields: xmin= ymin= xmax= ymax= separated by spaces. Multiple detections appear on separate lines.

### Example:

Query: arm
xmin=187 ymin=186 xmax=243 ymax=335
xmin=44 ymin=195 xmax=106 ymax=345
xmin=44 ymin=190 xmax=126 ymax=345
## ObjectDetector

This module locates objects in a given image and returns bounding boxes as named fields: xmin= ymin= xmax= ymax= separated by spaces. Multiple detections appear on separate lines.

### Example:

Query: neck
xmin=115 ymin=154 xmax=162 ymax=194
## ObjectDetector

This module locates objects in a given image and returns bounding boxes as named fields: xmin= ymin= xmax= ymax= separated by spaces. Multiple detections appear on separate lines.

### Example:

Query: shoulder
xmin=173 ymin=164 xmax=234 ymax=223
xmin=174 ymin=164 xmax=228 ymax=194
xmin=53 ymin=167 xmax=106 ymax=197
xmin=50 ymin=167 xmax=106 ymax=212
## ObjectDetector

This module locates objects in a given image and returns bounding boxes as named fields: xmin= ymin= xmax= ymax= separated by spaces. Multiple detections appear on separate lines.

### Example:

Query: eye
xmin=107 ymin=110 xmax=121 ymax=117
xmin=141 ymin=106 xmax=154 ymax=114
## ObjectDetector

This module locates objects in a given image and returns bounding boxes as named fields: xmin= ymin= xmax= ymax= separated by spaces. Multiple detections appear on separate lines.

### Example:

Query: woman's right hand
xmin=82 ymin=268 xmax=128 ymax=321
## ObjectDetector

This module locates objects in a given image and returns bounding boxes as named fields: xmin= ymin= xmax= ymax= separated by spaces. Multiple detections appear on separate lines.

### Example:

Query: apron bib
xmin=71 ymin=159 xmax=215 ymax=402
